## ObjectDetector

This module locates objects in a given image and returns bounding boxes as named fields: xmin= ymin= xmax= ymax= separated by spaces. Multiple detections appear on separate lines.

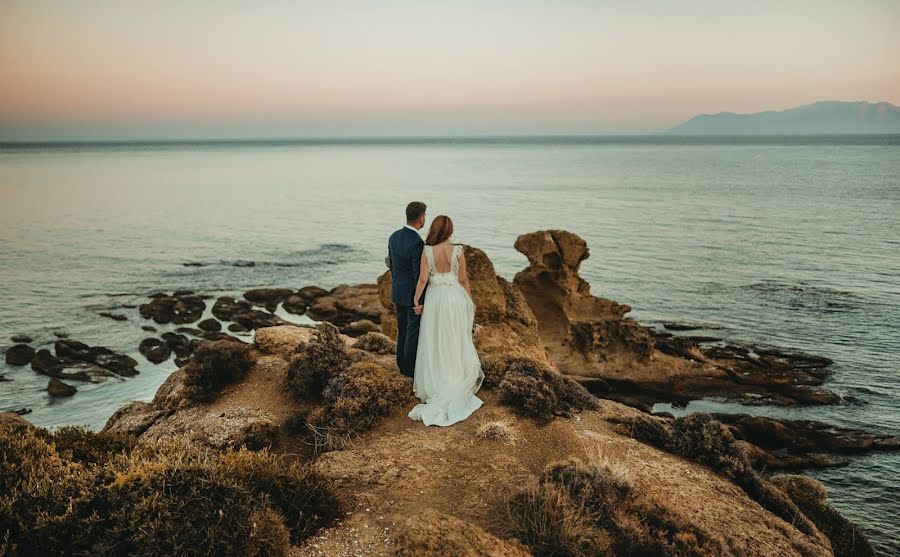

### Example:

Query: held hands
xmin=413 ymin=303 xmax=423 ymax=315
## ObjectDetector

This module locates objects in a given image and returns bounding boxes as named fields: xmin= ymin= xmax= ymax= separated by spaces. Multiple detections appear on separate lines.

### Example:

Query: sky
xmin=1 ymin=0 xmax=899 ymax=140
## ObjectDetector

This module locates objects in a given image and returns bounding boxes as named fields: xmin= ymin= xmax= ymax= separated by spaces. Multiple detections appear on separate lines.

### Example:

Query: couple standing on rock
xmin=387 ymin=201 xmax=484 ymax=427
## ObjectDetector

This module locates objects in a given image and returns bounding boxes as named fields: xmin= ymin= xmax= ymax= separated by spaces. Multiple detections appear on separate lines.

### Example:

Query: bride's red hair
xmin=425 ymin=215 xmax=454 ymax=246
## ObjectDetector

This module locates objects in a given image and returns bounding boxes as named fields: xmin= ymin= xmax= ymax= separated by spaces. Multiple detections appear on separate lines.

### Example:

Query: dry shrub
xmin=505 ymin=459 xmax=725 ymax=557
xmin=351 ymin=332 xmax=397 ymax=355
xmin=43 ymin=426 xmax=137 ymax=466
xmin=619 ymin=412 xmax=821 ymax=541
xmin=183 ymin=340 xmax=254 ymax=402
xmin=490 ymin=357 xmax=598 ymax=422
xmin=287 ymin=323 xmax=352 ymax=400
xmin=771 ymin=475 xmax=875 ymax=557
xmin=476 ymin=419 xmax=521 ymax=445
xmin=303 ymin=361 xmax=412 ymax=451
xmin=0 ymin=422 xmax=340 ymax=557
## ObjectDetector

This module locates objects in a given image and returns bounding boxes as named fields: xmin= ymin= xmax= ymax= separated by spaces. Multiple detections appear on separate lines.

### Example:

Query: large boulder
xmin=212 ymin=296 xmax=253 ymax=320
xmin=47 ymin=378 xmax=77 ymax=397
xmin=513 ymin=230 xmax=654 ymax=374
xmin=139 ymin=291 xmax=206 ymax=324
xmin=5 ymin=344 xmax=35 ymax=365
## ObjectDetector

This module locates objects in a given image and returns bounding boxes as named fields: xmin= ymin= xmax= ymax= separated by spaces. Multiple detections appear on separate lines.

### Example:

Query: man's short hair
xmin=406 ymin=201 xmax=426 ymax=222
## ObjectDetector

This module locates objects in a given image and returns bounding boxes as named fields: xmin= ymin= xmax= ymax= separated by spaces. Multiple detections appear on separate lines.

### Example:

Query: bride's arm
xmin=457 ymin=248 xmax=474 ymax=303
xmin=412 ymin=253 xmax=429 ymax=314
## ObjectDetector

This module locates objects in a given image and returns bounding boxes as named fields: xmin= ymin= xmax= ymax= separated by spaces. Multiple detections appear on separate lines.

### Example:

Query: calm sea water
xmin=1 ymin=137 xmax=898 ymax=552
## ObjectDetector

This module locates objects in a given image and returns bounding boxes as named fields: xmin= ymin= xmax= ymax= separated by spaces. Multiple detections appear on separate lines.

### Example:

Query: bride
xmin=408 ymin=215 xmax=484 ymax=426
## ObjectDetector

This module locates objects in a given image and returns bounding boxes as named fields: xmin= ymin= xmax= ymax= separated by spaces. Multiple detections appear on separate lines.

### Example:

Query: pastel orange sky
xmin=1 ymin=0 xmax=899 ymax=140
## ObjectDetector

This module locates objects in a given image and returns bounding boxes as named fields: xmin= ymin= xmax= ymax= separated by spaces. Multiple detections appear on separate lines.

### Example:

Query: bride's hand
xmin=413 ymin=304 xmax=423 ymax=315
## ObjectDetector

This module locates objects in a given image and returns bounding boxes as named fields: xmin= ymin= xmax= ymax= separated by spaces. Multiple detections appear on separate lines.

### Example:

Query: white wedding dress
xmin=408 ymin=244 xmax=484 ymax=426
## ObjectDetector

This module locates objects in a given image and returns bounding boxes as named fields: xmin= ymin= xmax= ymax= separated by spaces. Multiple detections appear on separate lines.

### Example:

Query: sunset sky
xmin=1 ymin=0 xmax=898 ymax=140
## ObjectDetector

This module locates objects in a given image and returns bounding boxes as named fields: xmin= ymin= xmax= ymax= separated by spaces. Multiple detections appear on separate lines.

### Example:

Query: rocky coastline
xmin=2 ymin=229 xmax=896 ymax=556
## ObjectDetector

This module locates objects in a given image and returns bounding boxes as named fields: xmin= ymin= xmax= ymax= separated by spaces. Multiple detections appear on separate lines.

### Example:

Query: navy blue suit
xmin=388 ymin=226 xmax=425 ymax=377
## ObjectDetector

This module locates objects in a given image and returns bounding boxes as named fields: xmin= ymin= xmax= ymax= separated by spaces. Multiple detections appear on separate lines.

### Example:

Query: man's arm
xmin=410 ymin=240 xmax=424 ymax=300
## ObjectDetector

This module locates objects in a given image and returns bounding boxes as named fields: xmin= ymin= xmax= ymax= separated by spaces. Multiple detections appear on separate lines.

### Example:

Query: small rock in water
xmin=52 ymin=331 xmax=69 ymax=339
xmin=175 ymin=327 xmax=204 ymax=336
xmin=663 ymin=322 xmax=704 ymax=331
xmin=0 ymin=374 xmax=10 ymax=382
xmin=139 ymin=338 xmax=171 ymax=364
xmin=99 ymin=311 xmax=128 ymax=321
xmin=227 ymin=323 xmax=249 ymax=333
xmin=139 ymin=292 xmax=206 ymax=324
xmin=5 ymin=344 xmax=36 ymax=366
xmin=231 ymin=260 xmax=256 ymax=267
xmin=197 ymin=318 xmax=222 ymax=332
xmin=10 ymin=334 xmax=33 ymax=343
xmin=183 ymin=261 xmax=206 ymax=267
xmin=141 ymin=325 xmax=158 ymax=332
xmin=31 ymin=349 xmax=64 ymax=375
xmin=161 ymin=332 xmax=193 ymax=357
xmin=47 ymin=378 xmax=77 ymax=397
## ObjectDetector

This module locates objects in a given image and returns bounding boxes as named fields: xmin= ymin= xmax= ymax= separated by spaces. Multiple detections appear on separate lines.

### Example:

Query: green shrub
xmin=505 ymin=459 xmax=724 ymax=557
xmin=304 ymin=361 xmax=412 ymax=451
xmin=287 ymin=323 xmax=352 ymax=400
xmin=351 ymin=332 xmax=396 ymax=355
xmin=183 ymin=340 xmax=254 ymax=402
xmin=492 ymin=357 xmax=598 ymax=422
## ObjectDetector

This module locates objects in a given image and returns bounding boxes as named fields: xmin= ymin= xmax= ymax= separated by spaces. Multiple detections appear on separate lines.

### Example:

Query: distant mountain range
xmin=668 ymin=101 xmax=900 ymax=135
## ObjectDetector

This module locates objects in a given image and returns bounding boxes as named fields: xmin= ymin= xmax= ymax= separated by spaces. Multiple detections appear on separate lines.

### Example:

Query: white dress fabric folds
xmin=408 ymin=244 xmax=484 ymax=426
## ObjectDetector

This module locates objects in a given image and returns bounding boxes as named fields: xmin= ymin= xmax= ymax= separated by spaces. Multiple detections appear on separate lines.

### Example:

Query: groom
xmin=388 ymin=201 xmax=427 ymax=378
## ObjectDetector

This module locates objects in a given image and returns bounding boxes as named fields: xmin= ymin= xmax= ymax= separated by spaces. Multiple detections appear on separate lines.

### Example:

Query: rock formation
xmin=139 ymin=291 xmax=207 ymax=324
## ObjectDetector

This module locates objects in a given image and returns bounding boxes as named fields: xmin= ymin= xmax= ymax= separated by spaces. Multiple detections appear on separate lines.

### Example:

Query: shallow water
xmin=1 ymin=137 xmax=898 ymax=552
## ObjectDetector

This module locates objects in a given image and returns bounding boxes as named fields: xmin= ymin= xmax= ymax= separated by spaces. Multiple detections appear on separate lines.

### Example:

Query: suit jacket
xmin=388 ymin=227 xmax=425 ymax=307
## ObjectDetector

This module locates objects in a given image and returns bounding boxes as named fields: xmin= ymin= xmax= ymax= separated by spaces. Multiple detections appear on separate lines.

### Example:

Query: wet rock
xmin=138 ymin=292 xmax=206 ymax=324
xmin=0 ymin=374 xmax=9 ymax=382
xmin=161 ymin=332 xmax=193 ymax=358
xmin=139 ymin=338 xmax=171 ymax=364
xmin=99 ymin=311 xmax=128 ymax=321
xmin=197 ymin=318 xmax=222 ymax=332
xmin=174 ymin=355 xmax=193 ymax=367
xmin=243 ymin=288 xmax=294 ymax=312
xmin=713 ymin=413 xmax=900 ymax=456
xmin=663 ymin=322 xmax=704 ymax=331
xmin=5 ymin=344 xmax=35 ymax=366
xmin=30 ymin=349 xmax=63 ymax=375
xmin=199 ymin=332 xmax=241 ymax=342
xmin=307 ymin=284 xmax=385 ymax=327
xmin=211 ymin=296 xmax=253 ymax=321
xmin=281 ymin=294 xmax=307 ymax=315
xmin=227 ymin=323 xmax=250 ymax=333
xmin=340 ymin=319 xmax=380 ymax=337
xmin=54 ymin=339 xmax=139 ymax=377
xmin=230 ymin=309 xmax=287 ymax=330
xmin=47 ymin=378 xmax=77 ymax=397
xmin=297 ymin=285 xmax=328 ymax=302
xmin=10 ymin=334 xmax=32 ymax=343
xmin=232 ymin=260 xmax=255 ymax=267
xmin=141 ymin=325 xmax=158 ymax=332
xmin=52 ymin=331 xmax=68 ymax=339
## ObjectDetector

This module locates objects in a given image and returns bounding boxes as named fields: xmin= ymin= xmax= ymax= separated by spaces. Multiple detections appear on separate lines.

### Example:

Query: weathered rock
xmin=10 ymin=334 xmax=33 ymax=343
xmin=54 ymin=339 xmax=139 ymax=377
xmin=211 ymin=296 xmax=253 ymax=321
xmin=306 ymin=284 xmax=385 ymax=327
xmin=243 ymin=288 xmax=294 ymax=312
xmin=139 ymin=338 xmax=171 ymax=364
xmin=139 ymin=292 xmax=206 ymax=324
xmin=47 ymin=378 xmax=77 ymax=397
xmin=513 ymin=230 xmax=654 ymax=374
xmin=197 ymin=318 xmax=222 ymax=332
xmin=99 ymin=311 xmax=128 ymax=321
xmin=5 ymin=344 xmax=35 ymax=365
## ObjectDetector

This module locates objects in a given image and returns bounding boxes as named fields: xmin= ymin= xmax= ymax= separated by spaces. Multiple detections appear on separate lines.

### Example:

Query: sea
xmin=1 ymin=136 xmax=898 ymax=553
